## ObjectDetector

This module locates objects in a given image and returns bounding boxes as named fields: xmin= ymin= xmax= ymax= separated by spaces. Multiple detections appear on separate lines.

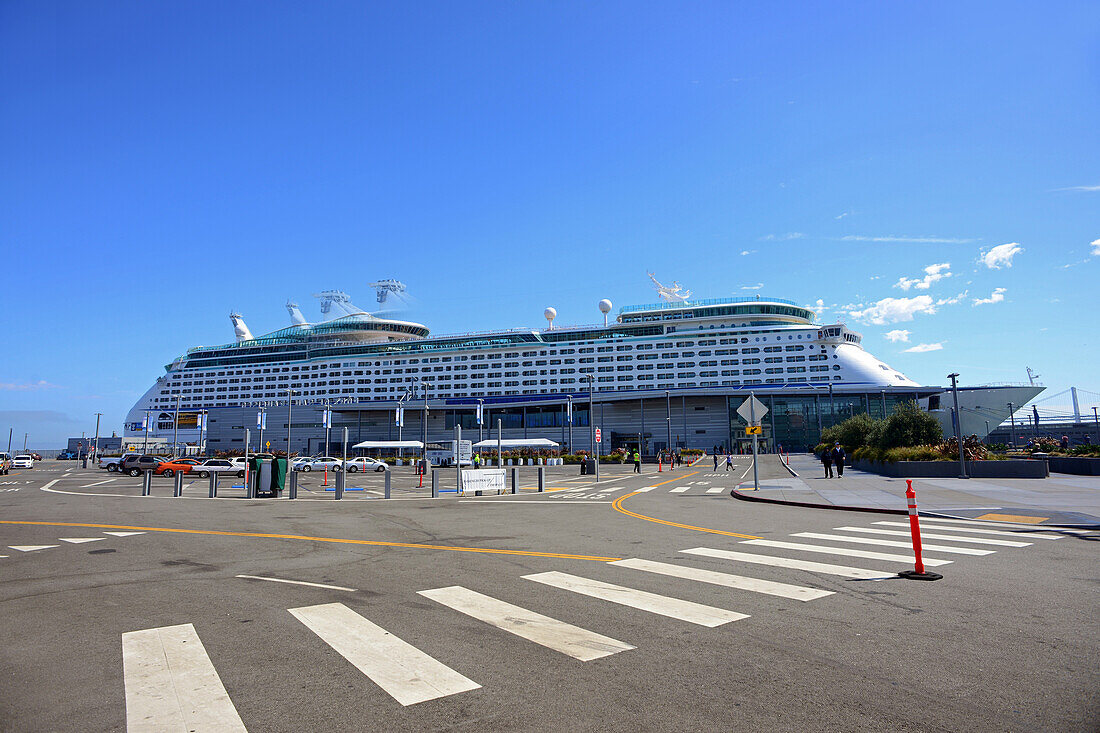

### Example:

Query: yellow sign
xmin=745 ymin=426 xmax=763 ymax=435
xmin=266 ymin=441 xmax=271 ymax=449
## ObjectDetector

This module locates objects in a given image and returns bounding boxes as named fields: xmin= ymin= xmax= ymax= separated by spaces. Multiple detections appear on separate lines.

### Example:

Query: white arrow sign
xmin=736 ymin=396 xmax=768 ymax=426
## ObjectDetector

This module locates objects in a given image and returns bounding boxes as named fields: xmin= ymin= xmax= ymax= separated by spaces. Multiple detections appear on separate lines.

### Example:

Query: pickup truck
xmin=100 ymin=454 xmax=139 ymax=473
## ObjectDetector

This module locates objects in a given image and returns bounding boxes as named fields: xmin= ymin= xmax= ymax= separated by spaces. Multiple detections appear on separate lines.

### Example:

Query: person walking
xmin=473 ymin=452 xmax=481 ymax=469
xmin=713 ymin=452 xmax=719 ymax=471
xmin=822 ymin=447 xmax=833 ymax=478
xmin=832 ymin=443 xmax=845 ymax=477
xmin=632 ymin=449 xmax=641 ymax=473
xmin=725 ymin=453 xmax=733 ymax=471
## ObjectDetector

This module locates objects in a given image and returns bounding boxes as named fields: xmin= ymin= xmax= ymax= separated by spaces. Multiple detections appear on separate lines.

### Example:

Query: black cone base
xmin=898 ymin=569 xmax=943 ymax=581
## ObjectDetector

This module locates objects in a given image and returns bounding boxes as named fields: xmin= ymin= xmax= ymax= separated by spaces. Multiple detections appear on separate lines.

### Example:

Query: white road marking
xmin=680 ymin=547 xmax=896 ymax=580
xmin=289 ymin=602 xmax=479 ymax=706
xmin=740 ymin=539 xmax=953 ymax=566
xmin=418 ymin=586 xmax=634 ymax=661
xmin=917 ymin=516 xmax=1055 ymax=529
xmin=460 ymin=499 xmax=613 ymax=504
xmin=104 ymin=532 xmax=146 ymax=537
xmin=80 ymin=479 xmax=117 ymax=488
xmin=634 ymin=487 xmax=656 ymax=492
xmin=669 ymin=487 xmax=690 ymax=493
xmin=59 ymin=537 xmax=107 ymax=544
xmin=793 ymin=532 xmax=995 ymax=556
xmin=705 ymin=487 xmax=724 ymax=494
xmin=873 ymin=521 xmax=1062 ymax=540
xmin=833 ymin=526 xmax=1031 ymax=547
xmin=39 ymin=479 xmax=59 ymax=492
xmin=236 ymin=574 xmax=356 ymax=591
xmin=523 ymin=571 xmax=748 ymax=627
xmin=122 ymin=623 xmax=247 ymax=732
xmin=8 ymin=545 xmax=59 ymax=552
xmin=610 ymin=558 xmax=833 ymax=601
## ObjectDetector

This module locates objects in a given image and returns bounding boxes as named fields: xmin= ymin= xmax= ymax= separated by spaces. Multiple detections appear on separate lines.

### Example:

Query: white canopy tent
xmin=471 ymin=438 xmax=559 ymax=449
xmin=352 ymin=440 xmax=424 ymax=450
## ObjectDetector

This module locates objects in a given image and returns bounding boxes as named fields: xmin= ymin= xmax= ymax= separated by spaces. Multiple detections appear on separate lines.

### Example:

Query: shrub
xmin=878 ymin=401 xmax=942 ymax=449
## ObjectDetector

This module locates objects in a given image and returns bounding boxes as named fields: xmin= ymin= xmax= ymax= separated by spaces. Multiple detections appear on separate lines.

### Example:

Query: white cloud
xmin=0 ymin=380 xmax=61 ymax=391
xmin=1091 ymin=238 xmax=1100 ymax=256
xmin=979 ymin=242 xmax=1023 ymax=269
xmin=741 ymin=283 xmax=764 ymax=290
xmin=834 ymin=211 xmax=851 ymax=220
xmin=740 ymin=249 xmax=755 ymax=256
xmin=903 ymin=343 xmax=944 ymax=353
xmin=895 ymin=263 xmax=952 ymax=290
xmin=884 ymin=329 xmax=910 ymax=342
xmin=807 ymin=299 xmax=828 ymax=317
xmin=936 ymin=291 xmax=968 ymax=306
xmin=836 ymin=235 xmax=975 ymax=244
xmin=973 ymin=287 xmax=1007 ymax=306
xmin=1053 ymin=184 xmax=1100 ymax=192
xmin=759 ymin=232 xmax=804 ymax=241
xmin=847 ymin=295 xmax=936 ymax=325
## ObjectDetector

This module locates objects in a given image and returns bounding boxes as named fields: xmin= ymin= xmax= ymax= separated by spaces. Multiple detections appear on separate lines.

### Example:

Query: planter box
xmin=853 ymin=459 xmax=1049 ymax=479
xmin=1046 ymin=456 xmax=1100 ymax=476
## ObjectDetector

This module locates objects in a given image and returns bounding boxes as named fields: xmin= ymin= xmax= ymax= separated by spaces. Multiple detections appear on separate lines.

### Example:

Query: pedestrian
xmin=822 ymin=447 xmax=833 ymax=478
xmin=1060 ymin=435 xmax=1070 ymax=450
xmin=713 ymin=452 xmax=719 ymax=471
xmin=473 ymin=452 xmax=481 ymax=469
xmin=633 ymin=449 xmax=641 ymax=473
xmin=725 ymin=453 xmax=733 ymax=471
xmin=678 ymin=451 xmax=683 ymax=467
xmin=832 ymin=442 xmax=845 ymax=477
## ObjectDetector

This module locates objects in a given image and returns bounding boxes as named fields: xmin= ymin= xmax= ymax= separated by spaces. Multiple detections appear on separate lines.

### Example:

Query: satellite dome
xmin=598 ymin=299 xmax=612 ymax=314
xmin=544 ymin=307 xmax=557 ymax=321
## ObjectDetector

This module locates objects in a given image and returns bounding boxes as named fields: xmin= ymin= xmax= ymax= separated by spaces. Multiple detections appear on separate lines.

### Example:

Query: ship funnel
xmin=286 ymin=300 xmax=308 ymax=326
xmin=230 ymin=312 xmax=254 ymax=342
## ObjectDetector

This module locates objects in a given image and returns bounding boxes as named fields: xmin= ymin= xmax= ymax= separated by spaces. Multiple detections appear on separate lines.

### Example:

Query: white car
xmin=297 ymin=456 xmax=342 ymax=472
xmin=194 ymin=459 xmax=242 ymax=478
xmin=345 ymin=457 xmax=388 ymax=473
xmin=12 ymin=455 xmax=34 ymax=469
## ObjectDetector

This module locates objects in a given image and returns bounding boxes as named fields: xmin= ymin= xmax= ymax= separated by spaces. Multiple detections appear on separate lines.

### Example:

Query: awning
xmin=351 ymin=440 xmax=424 ymax=449
xmin=471 ymin=438 xmax=560 ymax=449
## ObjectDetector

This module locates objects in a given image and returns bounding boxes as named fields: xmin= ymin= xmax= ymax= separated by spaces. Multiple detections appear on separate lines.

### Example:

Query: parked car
xmin=296 ymin=456 xmax=343 ymax=472
xmin=30 ymin=453 xmax=42 ymax=461
xmin=100 ymin=453 xmax=139 ymax=473
xmin=0 ymin=452 xmax=12 ymax=475
xmin=154 ymin=458 xmax=202 ymax=477
xmin=12 ymin=455 xmax=35 ymax=469
xmin=193 ymin=459 xmax=241 ymax=478
xmin=119 ymin=454 xmax=164 ymax=476
xmin=345 ymin=457 xmax=387 ymax=473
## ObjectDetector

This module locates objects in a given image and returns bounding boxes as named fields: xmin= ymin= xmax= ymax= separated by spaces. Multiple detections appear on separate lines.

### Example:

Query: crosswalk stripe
xmin=634 ymin=487 xmax=656 ymax=492
xmin=873 ymin=521 xmax=1062 ymax=540
xmin=8 ymin=545 xmax=58 ymax=552
xmin=669 ymin=487 xmax=690 ymax=493
xmin=289 ymin=602 xmax=480 ymax=705
xmin=523 ymin=571 xmax=748 ymax=627
xmin=912 ymin=517 xmax=1049 ymax=529
xmin=680 ymin=547 xmax=896 ymax=580
xmin=833 ymin=526 xmax=1031 ymax=547
xmin=104 ymin=532 xmax=146 ymax=537
xmin=740 ymin=539 xmax=953 ymax=566
xmin=418 ymin=586 xmax=634 ymax=661
xmin=792 ymin=532 xmax=995 ymax=556
xmin=59 ymin=537 xmax=107 ymax=544
xmin=705 ymin=487 xmax=724 ymax=494
xmin=610 ymin=558 xmax=833 ymax=601
xmin=122 ymin=623 xmax=246 ymax=731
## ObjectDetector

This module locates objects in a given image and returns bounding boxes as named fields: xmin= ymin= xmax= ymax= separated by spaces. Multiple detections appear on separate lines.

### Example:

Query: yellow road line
xmin=0 ymin=520 xmax=621 ymax=562
xmin=610 ymin=487 xmax=761 ymax=540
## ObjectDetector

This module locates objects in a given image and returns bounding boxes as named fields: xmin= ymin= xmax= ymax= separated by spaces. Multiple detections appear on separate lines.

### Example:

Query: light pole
xmin=665 ymin=390 xmax=672 ymax=469
xmin=585 ymin=374 xmax=598 ymax=481
xmin=477 ymin=398 xmax=484 ymax=448
xmin=93 ymin=413 xmax=102 ymax=462
xmin=171 ymin=394 xmax=181 ymax=457
xmin=827 ymin=382 xmax=834 ymax=428
xmin=1093 ymin=406 xmax=1099 ymax=445
xmin=286 ymin=388 xmax=297 ymax=458
xmin=257 ymin=406 xmax=266 ymax=454
xmin=419 ymin=378 xmax=431 ymax=467
xmin=23 ymin=433 xmax=28 ymax=452
xmin=198 ymin=410 xmax=207 ymax=456
xmin=323 ymin=406 xmax=332 ymax=457
xmin=947 ymin=373 xmax=967 ymax=478
xmin=567 ymin=395 xmax=573 ymax=455
xmin=143 ymin=411 xmax=150 ymax=454
xmin=1008 ymin=402 xmax=1016 ymax=447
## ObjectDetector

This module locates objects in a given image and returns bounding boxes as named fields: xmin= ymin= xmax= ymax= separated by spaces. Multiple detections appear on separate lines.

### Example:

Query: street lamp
xmin=567 ymin=395 xmax=573 ymax=455
xmin=417 ymin=378 xmax=432 ymax=467
xmin=665 ymin=390 xmax=672 ymax=469
xmin=286 ymin=388 xmax=297 ymax=458
xmin=1008 ymin=402 xmax=1016 ymax=447
xmin=947 ymin=373 xmax=967 ymax=478
xmin=1094 ymin=406 xmax=1099 ymax=445
xmin=93 ymin=412 xmax=102 ymax=462
xmin=172 ymin=394 xmax=181 ymax=457
xmin=585 ymin=373 xmax=598 ymax=481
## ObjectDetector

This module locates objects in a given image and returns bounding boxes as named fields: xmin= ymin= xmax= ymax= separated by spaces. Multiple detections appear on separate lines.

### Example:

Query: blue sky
xmin=2 ymin=1 xmax=1098 ymax=447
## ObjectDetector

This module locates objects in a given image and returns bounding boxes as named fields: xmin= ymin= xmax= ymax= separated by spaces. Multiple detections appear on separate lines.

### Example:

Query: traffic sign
xmin=595 ymin=427 xmax=602 ymax=444
xmin=745 ymin=426 xmax=763 ymax=435
xmin=736 ymin=396 xmax=768 ymax=426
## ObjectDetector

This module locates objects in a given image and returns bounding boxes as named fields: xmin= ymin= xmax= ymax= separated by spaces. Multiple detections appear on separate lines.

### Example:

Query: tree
xmin=878 ymin=401 xmax=942 ymax=449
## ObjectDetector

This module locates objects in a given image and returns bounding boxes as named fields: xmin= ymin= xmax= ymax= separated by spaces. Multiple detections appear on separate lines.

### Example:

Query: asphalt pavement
xmin=0 ymin=457 xmax=1096 ymax=732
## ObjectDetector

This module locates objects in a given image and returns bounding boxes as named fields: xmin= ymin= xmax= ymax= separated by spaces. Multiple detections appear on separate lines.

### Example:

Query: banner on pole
xmin=476 ymin=402 xmax=483 ymax=425
xmin=396 ymin=406 xmax=404 ymax=427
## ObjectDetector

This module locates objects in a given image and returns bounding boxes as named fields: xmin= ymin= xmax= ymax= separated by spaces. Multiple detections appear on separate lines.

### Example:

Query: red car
xmin=154 ymin=458 xmax=202 ymax=477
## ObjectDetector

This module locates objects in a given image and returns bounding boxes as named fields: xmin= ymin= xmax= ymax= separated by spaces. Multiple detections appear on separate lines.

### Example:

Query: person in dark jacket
xmin=822 ymin=447 xmax=833 ymax=478
xmin=832 ymin=443 xmax=846 ymax=477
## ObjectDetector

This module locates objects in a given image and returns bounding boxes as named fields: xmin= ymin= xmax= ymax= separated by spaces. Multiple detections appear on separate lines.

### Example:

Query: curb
xmin=728 ymin=488 xmax=1100 ymax=529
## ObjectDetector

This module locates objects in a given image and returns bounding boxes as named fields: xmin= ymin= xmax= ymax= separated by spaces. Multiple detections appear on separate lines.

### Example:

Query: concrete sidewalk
xmin=734 ymin=454 xmax=1100 ymax=526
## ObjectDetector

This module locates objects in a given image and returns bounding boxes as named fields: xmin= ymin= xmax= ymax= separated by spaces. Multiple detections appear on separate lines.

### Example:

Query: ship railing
xmin=619 ymin=296 xmax=799 ymax=313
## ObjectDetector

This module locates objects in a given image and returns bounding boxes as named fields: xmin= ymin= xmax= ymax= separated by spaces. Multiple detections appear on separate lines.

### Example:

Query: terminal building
xmin=123 ymin=282 xmax=1043 ymax=456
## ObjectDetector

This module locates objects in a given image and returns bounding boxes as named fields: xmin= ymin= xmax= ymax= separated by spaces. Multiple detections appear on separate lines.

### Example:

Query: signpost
xmin=736 ymin=394 xmax=768 ymax=492
xmin=594 ymin=427 xmax=601 ymax=482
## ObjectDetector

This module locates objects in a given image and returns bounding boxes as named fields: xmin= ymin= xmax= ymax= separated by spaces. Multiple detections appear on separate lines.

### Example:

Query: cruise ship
xmin=123 ymin=279 xmax=1040 ymax=455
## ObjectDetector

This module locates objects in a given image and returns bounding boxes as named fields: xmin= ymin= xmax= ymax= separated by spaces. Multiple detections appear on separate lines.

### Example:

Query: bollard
xmin=323 ymin=468 xmax=329 ymax=488
xmin=208 ymin=471 xmax=218 ymax=498
xmin=246 ymin=469 xmax=255 ymax=499
xmin=288 ymin=470 xmax=297 ymax=499
xmin=141 ymin=470 xmax=152 ymax=496
xmin=511 ymin=468 xmax=518 ymax=494
xmin=335 ymin=470 xmax=344 ymax=500
xmin=173 ymin=472 xmax=183 ymax=497
xmin=537 ymin=466 xmax=545 ymax=492
xmin=898 ymin=479 xmax=943 ymax=581
xmin=431 ymin=470 xmax=439 ymax=498
xmin=384 ymin=469 xmax=391 ymax=499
